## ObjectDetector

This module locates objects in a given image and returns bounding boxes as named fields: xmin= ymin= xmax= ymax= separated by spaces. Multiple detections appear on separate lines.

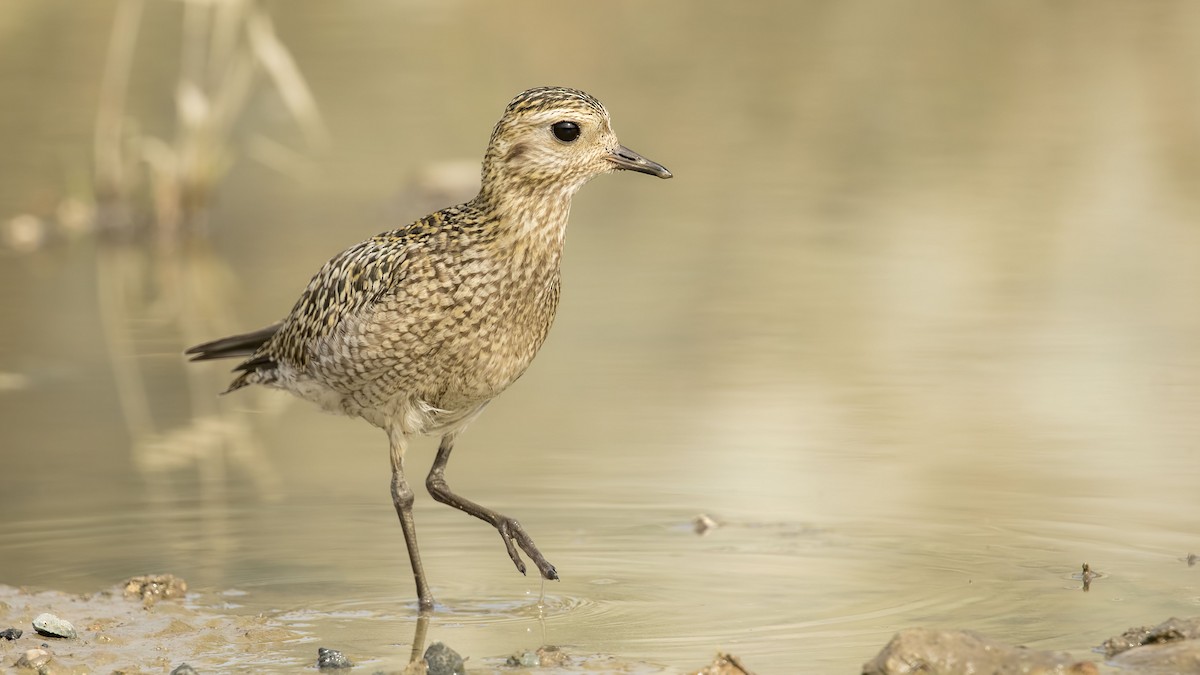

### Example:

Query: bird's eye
xmin=551 ymin=121 xmax=581 ymax=143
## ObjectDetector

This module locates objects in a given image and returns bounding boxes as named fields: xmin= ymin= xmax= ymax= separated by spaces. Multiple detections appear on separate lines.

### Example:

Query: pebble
xmin=317 ymin=647 xmax=353 ymax=669
xmin=533 ymin=645 xmax=568 ymax=667
xmin=170 ymin=663 xmax=200 ymax=675
xmin=16 ymin=647 xmax=53 ymax=669
xmin=32 ymin=612 xmax=77 ymax=639
xmin=506 ymin=651 xmax=538 ymax=667
xmin=124 ymin=574 xmax=189 ymax=605
xmin=504 ymin=646 xmax=567 ymax=668
xmin=0 ymin=627 xmax=22 ymax=640
xmin=693 ymin=513 xmax=721 ymax=535
xmin=424 ymin=641 xmax=466 ymax=675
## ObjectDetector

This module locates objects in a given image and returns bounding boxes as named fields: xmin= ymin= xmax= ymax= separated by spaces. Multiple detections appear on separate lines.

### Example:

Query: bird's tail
xmin=185 ymin=323 xmax=280 ymax=362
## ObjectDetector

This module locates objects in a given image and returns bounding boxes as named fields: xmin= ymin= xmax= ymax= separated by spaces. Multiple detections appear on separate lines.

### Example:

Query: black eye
xmin=551 ymin=121 xmax=581 ymax=143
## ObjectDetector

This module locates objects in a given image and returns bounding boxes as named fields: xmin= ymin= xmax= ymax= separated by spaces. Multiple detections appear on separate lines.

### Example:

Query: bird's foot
xmin=497 ymin=517 xmax=558 ymax=581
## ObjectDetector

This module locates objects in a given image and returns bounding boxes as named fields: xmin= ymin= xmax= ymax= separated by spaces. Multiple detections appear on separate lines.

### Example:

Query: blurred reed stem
xmin=94 ymin=0 xmax=143 ymax=202
xmin=92 ymin=0 xmax=326 ymax=233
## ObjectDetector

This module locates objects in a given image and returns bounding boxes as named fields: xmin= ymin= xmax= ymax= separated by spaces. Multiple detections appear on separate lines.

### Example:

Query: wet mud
xmin=0 ymin=579 xmax=744 ymax=674
xmin=5 ymin=576 xmax=1200 ymax=674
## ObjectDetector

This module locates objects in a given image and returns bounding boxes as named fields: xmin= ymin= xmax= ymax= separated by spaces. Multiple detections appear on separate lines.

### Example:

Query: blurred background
xmin=1 ymin=1 xmax=1198 ymax=672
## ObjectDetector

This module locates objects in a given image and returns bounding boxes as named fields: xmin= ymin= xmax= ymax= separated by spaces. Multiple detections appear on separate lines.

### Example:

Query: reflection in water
xmin=408 ymin=611 xmax=430 ymax=666
xmin=94 ymin=233 xmax=284 ymax=579
xmin=96 ymin=235 xmax=281 ymax=495
xmin=398 ymin=608 xmax=551 ymax=671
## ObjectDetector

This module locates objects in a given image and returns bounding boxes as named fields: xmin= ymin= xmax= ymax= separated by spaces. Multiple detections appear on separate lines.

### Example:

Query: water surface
xmin=2 ymin=2 xmax=1199 ymax=672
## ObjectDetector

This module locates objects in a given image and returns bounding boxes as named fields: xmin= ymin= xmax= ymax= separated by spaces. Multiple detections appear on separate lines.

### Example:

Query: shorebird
xmin=186 ymin=86 xmax=671 ymax=609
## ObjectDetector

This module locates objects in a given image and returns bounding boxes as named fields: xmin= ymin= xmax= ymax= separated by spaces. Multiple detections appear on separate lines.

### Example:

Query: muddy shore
xmin=3 ymin=577 xmax=1199 ymax=674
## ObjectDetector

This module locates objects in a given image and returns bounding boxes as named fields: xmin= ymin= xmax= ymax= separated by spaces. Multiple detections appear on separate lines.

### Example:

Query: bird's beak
xmin=607 ymin=145 xmax=673 ymax=179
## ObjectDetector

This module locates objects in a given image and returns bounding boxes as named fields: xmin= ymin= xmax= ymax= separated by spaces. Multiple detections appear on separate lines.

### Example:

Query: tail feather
xmin=185 ymin=323 xmax=281 ymax=362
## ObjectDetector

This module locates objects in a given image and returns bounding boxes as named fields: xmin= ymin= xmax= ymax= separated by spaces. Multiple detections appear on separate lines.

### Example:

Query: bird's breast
xmin=448 ymin=253 xmax=562 ymax=397
xmin=336 ymin=241 xmax=562 ymax=410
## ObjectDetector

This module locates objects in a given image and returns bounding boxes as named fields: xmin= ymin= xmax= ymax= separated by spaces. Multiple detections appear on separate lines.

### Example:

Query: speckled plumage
xmin=187 ymin=86 xmax=671 ymax=610
xmin=225 ymin=200 xmax=559 ymax=436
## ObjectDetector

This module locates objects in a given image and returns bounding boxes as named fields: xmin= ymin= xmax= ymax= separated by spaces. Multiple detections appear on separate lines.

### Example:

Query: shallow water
xmin=2 ymin=1 xmax=1200 ymax=672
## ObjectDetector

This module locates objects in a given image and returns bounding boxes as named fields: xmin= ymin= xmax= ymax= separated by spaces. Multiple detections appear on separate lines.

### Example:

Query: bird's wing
xmin=217 ymin=202 xmax=483 ymax=390
xmin=258 ymin=234 xmax=415 ymax=371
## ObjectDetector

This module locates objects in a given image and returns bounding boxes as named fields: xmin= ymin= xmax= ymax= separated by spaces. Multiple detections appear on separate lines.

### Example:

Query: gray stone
xmin=317 ymin=647 xmax=353 ymax=669
xmin=170 ymin=663 xmax=200 ymax=675
xmin=1102 ymin=616 xmax=1200 ymax=657
xmin=424 ymin=641 xmax=466 ymax=675
xmin=1110 ymin=639 xmax=1200 ymax=674
xmin=31 ymin=612 xmax=76 ymax=639
xmin=0 ymin=626 xmax=21 ymax=640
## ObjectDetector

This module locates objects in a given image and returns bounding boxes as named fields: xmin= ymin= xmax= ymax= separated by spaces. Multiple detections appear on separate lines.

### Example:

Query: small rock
xmin=1080 ymin=562 xmax=1097 ymax=591
xmin=505 ymin=651 xmax=538 ymax=667
xmin=15 ymin=647 xmax=53 ymax=669
xmin=0 ymin=627 xmax=22 ymax=640
xmin=693 ymin=513 xmax=721 ymax=535
xmin=691 ymin=652 xmax=754 ymax=675
xmin=317 ymin=647 xmax=353 ymax=669
xmin=533 ymin=646 xmax=568 ymax=667
xmin=1102 ymin=616 xmax=1200 ymax=657
xmin=1110 ymin=638 xmax=1200 ymax=674
xmin=864 ymin=628 xmax=1097 ymax=675
xmin=503 ymin=646 xmax=567 ymax=668
xmin=424 ymin=641 xmax=465 ymax=675
xmin=171 ymin=664 xmax=200 ymax=675
xmin=1186 ymin=553 xmax=1197 ymax=567
xmin=32 ymin=613 xmax=76 ymax=639
xmin=123 ymin=574 xmax=188 ymax=605
xmin=1104 ymin=624 xmax=1156 ymax=657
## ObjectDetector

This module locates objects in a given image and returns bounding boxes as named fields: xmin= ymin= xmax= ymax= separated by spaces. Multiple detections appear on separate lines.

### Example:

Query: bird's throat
xmin=474 ymin=187 xmax=573 ymax=255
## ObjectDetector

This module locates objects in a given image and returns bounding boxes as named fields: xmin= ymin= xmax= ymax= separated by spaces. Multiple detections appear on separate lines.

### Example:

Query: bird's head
xmin=480 ymin=86 xmax=671 ymax=201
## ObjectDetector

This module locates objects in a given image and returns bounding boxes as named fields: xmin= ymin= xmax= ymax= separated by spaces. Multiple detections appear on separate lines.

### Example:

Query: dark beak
xmin=608 ymin=145 xmax=673 ymax=179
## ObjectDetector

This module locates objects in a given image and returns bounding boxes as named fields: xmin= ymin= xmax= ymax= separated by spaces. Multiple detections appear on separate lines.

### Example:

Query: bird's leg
xmin=389 ymin=429 xmax=435 ymax=610
xmin=425 ymin=434 xmax=558 ymax=581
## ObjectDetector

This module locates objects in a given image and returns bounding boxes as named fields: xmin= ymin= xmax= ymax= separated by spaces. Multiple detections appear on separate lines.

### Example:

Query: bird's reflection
xmin=398 ymin=600 xmax=552 ymax=672
xmin=407 ymin=610 xmax=431 ymax=667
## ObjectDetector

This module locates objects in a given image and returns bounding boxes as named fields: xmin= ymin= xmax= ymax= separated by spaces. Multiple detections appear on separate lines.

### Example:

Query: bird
xmin=185 ymin=86 xmax=671 ymax=610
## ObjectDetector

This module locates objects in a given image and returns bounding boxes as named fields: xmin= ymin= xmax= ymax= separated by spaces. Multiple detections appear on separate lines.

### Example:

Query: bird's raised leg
xmin=389 ymin=428 xmax=435 ymax=610
xmin=425 ymin=433 xmax=558 ymax=581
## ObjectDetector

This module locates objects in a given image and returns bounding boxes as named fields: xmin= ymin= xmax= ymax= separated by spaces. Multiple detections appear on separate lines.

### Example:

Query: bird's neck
xmin=473 ymin=180 xmax=574 ymax=256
